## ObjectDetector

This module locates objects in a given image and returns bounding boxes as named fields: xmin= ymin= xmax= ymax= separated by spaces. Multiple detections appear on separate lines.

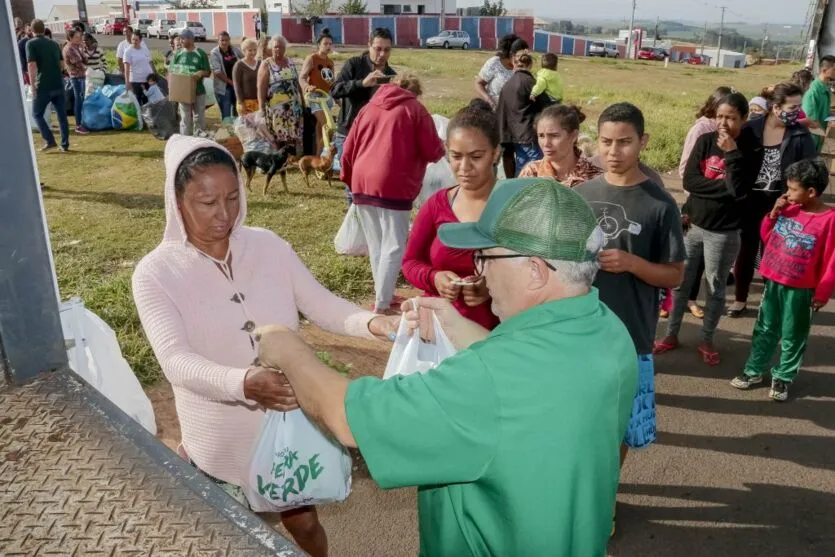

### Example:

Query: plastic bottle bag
xmin=334 ymin=204 xmax=368 ymax=256
xmin=24 ymin=87 xmax=54 ymax=132
xmin=234 ymin=112 xmax=278 ymax=153
xmin=245 ymin=409 xmax=353 ymax=512
xmin=141 ymin=99 xmax=178 ymax=140
xmin=383 ymin=312 xmax=457 ymax=380
xmin=85 ymin=67 xmax=106 ymax=96
xmin=111 ymin=90 xmax=144 ymax=130
xmin=203 ymin=77 xmax=217 ymax=107
xmin=81 ymin=89 xmax=117 ymax=131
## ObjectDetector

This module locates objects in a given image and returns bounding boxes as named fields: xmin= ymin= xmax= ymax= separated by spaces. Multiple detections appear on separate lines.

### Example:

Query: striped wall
xmin=130 ymin=8 xmax=259 ymax=39
xmin=269 ymin=13 xmax=536 ymax=49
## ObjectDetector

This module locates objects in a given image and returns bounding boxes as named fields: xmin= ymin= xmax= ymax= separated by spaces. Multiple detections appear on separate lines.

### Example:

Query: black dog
xmin=239 ymin=146 xmax=297 ymax=194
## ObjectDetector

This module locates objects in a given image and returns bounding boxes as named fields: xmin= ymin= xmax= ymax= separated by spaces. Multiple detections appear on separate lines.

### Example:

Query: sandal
xmin=659 ymin=309 xmax=670 ymax=319
xmin=653 ymin=338 xmax=680 ymax=355
xmin=688 ymin=303 xmax=705 ymax=319
xmin=698 ymin=346 xmax=721 ymax=366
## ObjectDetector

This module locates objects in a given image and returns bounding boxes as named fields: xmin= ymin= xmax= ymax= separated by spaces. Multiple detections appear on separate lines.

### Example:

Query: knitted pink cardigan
xmin=132 ymin=135 xmax=376 ymax=487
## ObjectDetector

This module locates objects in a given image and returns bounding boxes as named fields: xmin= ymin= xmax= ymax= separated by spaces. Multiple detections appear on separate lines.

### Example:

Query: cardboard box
xmin=168 ymin=72 xmax=196 ymax=104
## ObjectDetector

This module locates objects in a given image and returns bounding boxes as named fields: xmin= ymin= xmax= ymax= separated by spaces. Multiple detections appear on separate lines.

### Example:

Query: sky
xmin=459 ymin=0 xmax=804 ymax=26
xmin=35 ymin=0 xmax=804 ymax=25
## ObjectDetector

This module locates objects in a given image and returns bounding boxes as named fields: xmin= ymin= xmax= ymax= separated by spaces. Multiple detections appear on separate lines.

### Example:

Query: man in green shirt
xmin=170 ymin=29 xmax=211 ymax=136
xmin=802 ymin=55 xmax=835 ymax=150
xmin=257 ymin=178 xmax=639 ymax=556
xmin=26 ymin=19 xmax=70 ymax=152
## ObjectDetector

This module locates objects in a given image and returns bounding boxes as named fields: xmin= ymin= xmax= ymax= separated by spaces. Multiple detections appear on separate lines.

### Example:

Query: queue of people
xmin=18 ymin=18 xmax=835 ymax=554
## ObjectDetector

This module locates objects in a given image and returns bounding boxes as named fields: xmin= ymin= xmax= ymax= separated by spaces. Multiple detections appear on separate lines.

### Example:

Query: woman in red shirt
xmin=402 ymin=100 xmax=502 ymax=329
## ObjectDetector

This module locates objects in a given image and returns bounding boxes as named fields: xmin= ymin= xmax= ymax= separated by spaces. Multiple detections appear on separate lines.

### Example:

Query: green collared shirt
xmin=346 ymin=288 xmax=638 ymax=557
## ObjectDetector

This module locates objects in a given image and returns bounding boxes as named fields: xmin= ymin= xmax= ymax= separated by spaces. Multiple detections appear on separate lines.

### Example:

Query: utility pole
xmin=700 ymin=1 xmax=708 ymax=55
xmin=716 ymin=5 xmax=726 ymax=68
xmin=626 ymin=0 xmax=637 ymax=59
xmin=653 ymin=16 xmax=659 ymax=47
xmin=761 ymin=23 xmax=768 ymax=55
xmin=76 ymin=0 xmax=88 ymax=25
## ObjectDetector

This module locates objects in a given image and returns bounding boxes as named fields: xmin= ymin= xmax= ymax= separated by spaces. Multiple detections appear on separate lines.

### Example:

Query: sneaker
xmin=730 ymin=374 xmax=763 ymax=389
xmin=40 ymin=143 xmax=57 ymax=152
xmin=75 ymin=125 xmax=90 ymax=135
xmin=770 ymin=379 xmax=789 ymax=402
xmin=59 ymin=146 xmax=69 ymax=153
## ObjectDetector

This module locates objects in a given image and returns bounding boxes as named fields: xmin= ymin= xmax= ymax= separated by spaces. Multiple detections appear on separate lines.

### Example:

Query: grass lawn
xmin=39 ymin=47 xmax=795 ymax=386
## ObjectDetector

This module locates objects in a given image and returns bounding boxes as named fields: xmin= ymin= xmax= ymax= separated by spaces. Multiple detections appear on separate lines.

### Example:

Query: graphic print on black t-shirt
xmin=593 ymin=201 xmax=643 ymax=242
xmin=754 ymin=145 xmax=782 ymax=192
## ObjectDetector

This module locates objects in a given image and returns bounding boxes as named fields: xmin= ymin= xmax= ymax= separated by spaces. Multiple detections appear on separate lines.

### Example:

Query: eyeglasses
xmin=472 ymin=250 xmax=557 ymax=276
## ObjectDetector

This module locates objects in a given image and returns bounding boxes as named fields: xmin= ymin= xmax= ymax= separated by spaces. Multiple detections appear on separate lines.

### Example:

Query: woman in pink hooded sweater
xmin=132 ymin=135 xmax=397 ymax=556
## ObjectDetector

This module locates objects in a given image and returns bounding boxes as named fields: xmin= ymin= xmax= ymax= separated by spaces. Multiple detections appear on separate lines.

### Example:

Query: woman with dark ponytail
xmin=519 ymin=104 xmax=602 ymax=186
xmin=727 ymin=82 xmax=816 ymax=317
xmin=496 ymin=40 xmax=552 ymax=177
xmin=299 ymin=28 xmax=337 ymax=155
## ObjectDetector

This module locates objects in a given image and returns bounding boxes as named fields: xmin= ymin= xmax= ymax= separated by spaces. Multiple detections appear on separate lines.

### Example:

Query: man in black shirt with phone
xmin=330 ymin=27 xmax=397 ymax=196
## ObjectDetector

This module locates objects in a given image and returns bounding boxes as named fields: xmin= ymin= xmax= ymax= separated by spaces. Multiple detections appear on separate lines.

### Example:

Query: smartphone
xmin=377 ymin=75 xmax=394 ymax=84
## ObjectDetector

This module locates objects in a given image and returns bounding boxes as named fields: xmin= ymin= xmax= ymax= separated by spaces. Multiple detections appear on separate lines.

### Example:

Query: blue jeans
xmin=217 ymin=88 xmax=238 ymax=120
xmin=33 ymin=88 xmax=69 ymax=149
xmin=70 ymin=77 xmax=85 ymax=127
xmin=333 ymin=132 xmax=351 ymax=204
xmin=514 ymin=143 xmax=543 ymax=176
xmin=623 ymin=355 xmax=656 ymax=449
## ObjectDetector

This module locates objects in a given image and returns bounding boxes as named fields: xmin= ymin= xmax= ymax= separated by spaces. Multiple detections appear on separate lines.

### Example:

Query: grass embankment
xmin=41 ymin=47 xmax=793 ymax=385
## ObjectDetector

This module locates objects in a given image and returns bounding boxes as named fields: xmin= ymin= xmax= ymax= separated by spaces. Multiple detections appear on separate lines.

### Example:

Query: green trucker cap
xmin=438 ymin=178 xmax=599 ymax=262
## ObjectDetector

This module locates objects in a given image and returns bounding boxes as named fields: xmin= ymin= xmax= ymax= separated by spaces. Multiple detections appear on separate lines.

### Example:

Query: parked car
xmin=168 ymin=21 xmax=207 ymax=40
xmin=131 ymin=18 xmax=153 ymax=37
xmin=589 ymin=41 xmax=619 ymax=58
xmin=687 ymin=55 xmax=707 ymax=65
xmin=147 ymin=19 xmax=176 ymax=38
xmin=104 ymin=17 xmax=128 ymax=35
xmin=94 ymin=19 xmax=109 ymax=34
xmin=425 ymin=30 xmax=470 ymax=50
xmin=637 ymin=47 xmax=667 ymax=61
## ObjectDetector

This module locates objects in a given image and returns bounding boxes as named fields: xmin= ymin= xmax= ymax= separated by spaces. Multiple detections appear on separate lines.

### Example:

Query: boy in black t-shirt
xmin=574 ymin=102 xmax=686 ymax=536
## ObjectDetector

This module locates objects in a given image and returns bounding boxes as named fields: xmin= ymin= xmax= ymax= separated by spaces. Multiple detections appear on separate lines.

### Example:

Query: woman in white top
xmin=474 ymin=34 xmax=526 ymax=179
xmin=123 ymin=32 xmax=155 ymax=105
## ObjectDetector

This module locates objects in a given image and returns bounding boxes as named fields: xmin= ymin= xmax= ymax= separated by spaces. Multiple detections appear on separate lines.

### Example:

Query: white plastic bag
xmin=59 ymin=297 xmax=157 ymax=435
xmin=417 ymin=157 xmax=456 ymax=208
xmin=24 ymin=87 xmax=54 ymax=133
xmin=85 ymin=68 xmax=105 ymax=96
xmin=334 ymin=204 xmax=368 ymax=256
xmin=245 ymin=409 xmax=352 ymax=512
xmin=416 ymin=114 xmax=456 ymax=208
xmin=204 ymin=77 xmax=217 ymax=107
xmin=383 ymin=312 xmax=457 ymax=379
xmin=111 ymin=90 xmax=144 ymax=130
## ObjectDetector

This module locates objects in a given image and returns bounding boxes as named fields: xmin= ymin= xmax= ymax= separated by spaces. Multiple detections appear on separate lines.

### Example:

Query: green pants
xmin=744 ymin=280 xmax=814 ymax=382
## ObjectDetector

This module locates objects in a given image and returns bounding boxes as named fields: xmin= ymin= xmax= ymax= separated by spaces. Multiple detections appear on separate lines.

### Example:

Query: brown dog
xmin=298 ymin=143 xmax=337 ymax=187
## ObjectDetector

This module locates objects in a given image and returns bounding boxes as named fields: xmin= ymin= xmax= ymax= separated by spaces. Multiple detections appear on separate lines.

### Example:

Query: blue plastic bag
xmin=82 ymin=85 xmax=124 ymax=131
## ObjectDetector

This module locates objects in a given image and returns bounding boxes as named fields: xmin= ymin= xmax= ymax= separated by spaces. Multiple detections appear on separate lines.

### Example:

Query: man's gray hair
xmin=544 ymin=226 xmax=606 ymax=289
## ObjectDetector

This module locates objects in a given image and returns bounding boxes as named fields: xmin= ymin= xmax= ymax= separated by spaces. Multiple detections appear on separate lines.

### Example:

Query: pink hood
xmin=162 ymin=134 xmax=247 ymax=245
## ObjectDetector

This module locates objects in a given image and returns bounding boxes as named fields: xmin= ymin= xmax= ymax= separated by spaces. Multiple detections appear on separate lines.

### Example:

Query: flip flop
xmin=698 ymin=346 xmax=721 ymax=366
xmin=688 ymin=304 xmax=705 ymax=319
xmin=659 ymin=309 xmax=670 ymax=319
xmin=653 ymin=339 xmax=680 ymax=355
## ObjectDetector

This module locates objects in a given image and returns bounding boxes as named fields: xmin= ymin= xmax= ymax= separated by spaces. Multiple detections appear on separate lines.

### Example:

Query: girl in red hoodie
xmin=340 ymin=73 xmax=446 ymax=313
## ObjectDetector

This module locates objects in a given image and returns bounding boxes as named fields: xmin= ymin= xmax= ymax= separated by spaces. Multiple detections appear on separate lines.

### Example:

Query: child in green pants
xmin=731 ymin=158 xmax=835 ymax=401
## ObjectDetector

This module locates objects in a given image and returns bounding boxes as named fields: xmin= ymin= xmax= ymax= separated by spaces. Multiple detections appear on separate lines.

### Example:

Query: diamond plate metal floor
xmin=0 ymin=369 xmax=303 ymax=556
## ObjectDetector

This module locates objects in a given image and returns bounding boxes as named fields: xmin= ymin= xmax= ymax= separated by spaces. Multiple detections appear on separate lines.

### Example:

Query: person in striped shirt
xmin=83 ymin=33 xmax=105 ymax=72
